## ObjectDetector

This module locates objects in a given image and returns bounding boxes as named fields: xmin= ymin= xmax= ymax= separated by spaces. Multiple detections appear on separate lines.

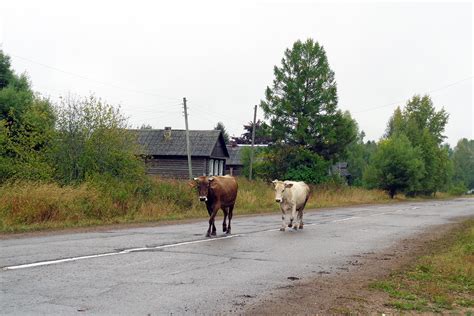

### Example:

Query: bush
xmin=52 ymin=95 xmax=145 ymax=184
xmin=252 ymin=145 xmax=329 ymax=183
xmin=447 ymin=182 xmax=467 ymax=196
xmin=363 ymin=134 xmax=425 ymax=198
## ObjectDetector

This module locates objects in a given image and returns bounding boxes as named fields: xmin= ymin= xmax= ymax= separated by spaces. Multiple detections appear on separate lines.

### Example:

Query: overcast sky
xmin=0 ymin=0 xmax=472 ymax=145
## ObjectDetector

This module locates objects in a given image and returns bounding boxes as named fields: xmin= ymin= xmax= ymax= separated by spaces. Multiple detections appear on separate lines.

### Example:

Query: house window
xmin=214 ymin=160 xmax=219 ymax=176
xmin=208 ymin=159 xmax=214 ymax=176
xmin=219 ymin=160 xmax=224 ymax=175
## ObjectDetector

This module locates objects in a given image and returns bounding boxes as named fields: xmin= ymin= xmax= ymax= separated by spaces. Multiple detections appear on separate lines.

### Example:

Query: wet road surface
xmin=1 ymin=198 xmax=473 ymax=314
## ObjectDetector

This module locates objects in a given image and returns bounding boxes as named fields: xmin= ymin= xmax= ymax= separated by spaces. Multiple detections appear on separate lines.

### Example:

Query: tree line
xmin=0 ymin=50 xmax=143 ymax=185
xmin=1 ymin=42 xmax=473 ymax=198
xmin=217 ymin=39 xmax=473 ymax=197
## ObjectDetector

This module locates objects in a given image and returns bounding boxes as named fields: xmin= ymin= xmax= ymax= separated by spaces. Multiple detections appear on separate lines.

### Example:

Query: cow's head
xmin=193 ymin=176 xmax=214 ymax=202
xmin=272 ymin=180 xmax=293 ymax=203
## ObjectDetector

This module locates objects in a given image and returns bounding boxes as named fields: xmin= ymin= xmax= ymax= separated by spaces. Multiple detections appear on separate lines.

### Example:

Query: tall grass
xmin=0 ymin=176 xmax=410 ymax=233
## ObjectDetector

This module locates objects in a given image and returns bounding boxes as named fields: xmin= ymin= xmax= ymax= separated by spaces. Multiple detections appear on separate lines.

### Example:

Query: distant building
xmin=226 ymin=144 xmax=244 ymax=176
xmin=330 ymin=162 xmax=352 ymax=184
xmin=132 ymin=128 xmax=229 ymax=178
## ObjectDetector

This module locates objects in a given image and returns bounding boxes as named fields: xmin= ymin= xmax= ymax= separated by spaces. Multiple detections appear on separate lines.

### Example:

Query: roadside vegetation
xmin=370 ymin=219 xmax=474 ymax=313
xmin=0 ymin=41 xmax=472 ymax=234
xmin=0 ymin=177 xmax=398 ymax=233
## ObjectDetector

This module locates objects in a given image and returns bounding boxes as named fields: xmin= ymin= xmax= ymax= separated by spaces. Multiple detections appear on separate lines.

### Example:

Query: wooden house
xmin=133 ymin=128 xmax=229 ymax=178
xmin=225 ymin=144 xmax=244 ymax=176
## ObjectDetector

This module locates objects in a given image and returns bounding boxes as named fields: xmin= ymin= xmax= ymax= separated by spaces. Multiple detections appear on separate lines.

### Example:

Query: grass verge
xmin=0 ymin=176 xmax=455 ymax=234
xmin=369 ymin=219 xmax=474 ymax=313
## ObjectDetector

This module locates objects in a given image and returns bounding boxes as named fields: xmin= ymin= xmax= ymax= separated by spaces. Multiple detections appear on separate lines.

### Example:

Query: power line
xmin=9 ymin=53 xmax=181 ymax=101
xmin=33 ymin=84 xmax=182 ymax=113
xmin=352 ymin=76 xmax=473 ymax=114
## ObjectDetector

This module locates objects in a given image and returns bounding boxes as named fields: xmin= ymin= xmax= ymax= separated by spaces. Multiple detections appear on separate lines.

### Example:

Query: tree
xmin=0 ymin=50 xmax=16 ymax=89
xmin=139 ymin=124 xmax=153 ymax=129
xmin=0 ymin=50 xmax=56 ymax=182
xmin=386 ymin=95 xmax=449 ymax=145
xmin=233 ymin=120 xmax=272 ymax=144
xmin=385 ymin=95 xmax=450 ymax=195
xmin=214 ymin=121 xmax=229 ymax=143
xmin=250 ymin=145 xmax=329 ymax=183
xmin=363 ymin=134 xmax=424 ymax=198
xmin=260 ymin=38 xmax=356 ymax=160
xmin=452 ymin=138 xmax=474 ymax=189
xmin=52 ymin=95 xmax=144 ymax=184
xmin=344 ymin=130 xmax=378 ymax=186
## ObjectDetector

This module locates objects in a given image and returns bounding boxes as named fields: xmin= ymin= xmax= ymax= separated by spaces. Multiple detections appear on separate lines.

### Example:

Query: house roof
xmin=132 ymin=129 xmax=229 ymax=157
xmin=226 ymin=145 xmax=244 ymax=166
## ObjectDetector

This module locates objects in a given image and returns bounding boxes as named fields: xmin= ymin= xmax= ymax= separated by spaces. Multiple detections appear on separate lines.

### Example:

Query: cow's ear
xmin=272 ymin=180 xmax=278 ymax=187
xmin=188 ymin=180 xmax=197 ymax=188
xmin=193 ymin=177 xmax=199 ymax=181
xmin=285 ymin=183 xmax=293 ymax=188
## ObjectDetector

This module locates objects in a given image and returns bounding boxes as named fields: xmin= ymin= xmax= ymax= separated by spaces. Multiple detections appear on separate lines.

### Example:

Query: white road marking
xmin=2 ymin=234 xmax=240 ymax=271
xmin=331 ymin=216 xmax=361 ymax=222
xmin=1 ymin=211 xmax=393 ymax=271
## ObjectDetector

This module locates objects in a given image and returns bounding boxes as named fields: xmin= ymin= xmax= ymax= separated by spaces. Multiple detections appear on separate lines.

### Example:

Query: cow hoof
xmin=299 ymin=225 xmax=304 ymax=230
xmin=279 ymin=227 xmax=285 ymax=231
xmin=226 ymin=230 xmax=231 ymax=235
xmin=293 ymin=226 xmax=298 ymax=231
xmin=211 ymin=232 xmax=217 ymax=236
xmin=288 ymin=223 xmax=293 ymax=228
xmin=205 ymin=233 xmax=211 ymax=237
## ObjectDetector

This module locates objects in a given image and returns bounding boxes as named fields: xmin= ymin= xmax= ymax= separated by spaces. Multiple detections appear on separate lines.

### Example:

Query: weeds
xmin=0 ymin=176 xmax=437 ymax=233
xmin=370 ymin=219 xmax=474 ymax=312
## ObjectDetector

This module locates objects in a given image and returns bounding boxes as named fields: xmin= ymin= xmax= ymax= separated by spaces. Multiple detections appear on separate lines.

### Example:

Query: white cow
xmin=272 ymin=180 xmax=311 ymax=231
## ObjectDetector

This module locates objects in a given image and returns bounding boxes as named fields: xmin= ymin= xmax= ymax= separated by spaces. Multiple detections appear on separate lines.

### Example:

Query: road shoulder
xmin=244 ymin=216 xmax=473 ymax=315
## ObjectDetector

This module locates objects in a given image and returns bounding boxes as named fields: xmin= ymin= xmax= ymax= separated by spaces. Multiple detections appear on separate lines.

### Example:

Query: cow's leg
xmin=290 ymin=204 xmax=298 ymax=230
xmin=226 ymin=205 xmax=234 ymax=234
xmin=297 ymin=209 xmax=304 ymax=229
xmin=206 ymin=204 xmax=214 ymax=237
xmin=222 ymin=207 xmax=228 ymax=233
xmin=280 ymin=206 xmax=286 ymax=231
xmin=212 ymin=218 xmax=217 ymax=236
xmin=208 ymin=204 xmax=220 ymax=237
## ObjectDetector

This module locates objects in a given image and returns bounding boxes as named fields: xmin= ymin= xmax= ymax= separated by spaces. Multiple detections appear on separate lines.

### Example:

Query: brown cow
xmin=193 ymin=175 xmax=238 ymax=237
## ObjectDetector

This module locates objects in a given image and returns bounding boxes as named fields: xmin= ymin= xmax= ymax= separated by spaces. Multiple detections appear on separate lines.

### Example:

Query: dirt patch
xmin=244 ymin=219 xmax=472 ymax=315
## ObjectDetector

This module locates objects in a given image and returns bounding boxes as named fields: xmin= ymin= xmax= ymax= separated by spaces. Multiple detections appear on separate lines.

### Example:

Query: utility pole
xmin=183 ymin=97 xmax=193 ymax=179
xmin=249 ymin=105 xmax=257 ymax=180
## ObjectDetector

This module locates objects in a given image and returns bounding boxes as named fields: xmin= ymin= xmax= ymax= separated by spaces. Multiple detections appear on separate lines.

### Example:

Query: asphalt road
xmin=1 ymin=198 xmax=473 ymax=315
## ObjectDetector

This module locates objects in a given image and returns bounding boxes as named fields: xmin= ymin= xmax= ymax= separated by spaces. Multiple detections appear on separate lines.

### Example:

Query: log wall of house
xmin=145 ymin=156 xmax=207 ymax=178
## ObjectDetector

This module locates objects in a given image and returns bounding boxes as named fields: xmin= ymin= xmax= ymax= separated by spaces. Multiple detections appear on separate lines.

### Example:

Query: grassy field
xmin=370 ymin=219 xmax=474 ymax=313
xmin=0 ymin=176 xmax=450 ymax=233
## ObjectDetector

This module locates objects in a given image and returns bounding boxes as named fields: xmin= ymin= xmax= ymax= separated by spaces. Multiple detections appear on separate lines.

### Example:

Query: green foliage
xmin=382 ymin=95 xmax=451 ymax=195
xmin=371 ymin=220 xmax=474 ymax=312
xmin=260 ymin=38 xmax=356 ymax=160
xmin=213 ymin=121 xmax=230 ymax=143
xmin=251 ymin=145 xmax=329 ymax=183
xmin=0 ymin=50 xmax=17 ymax=89
xmin=363 ymin=134 xmax=424 ymax=198
xmin=0 ymin=50 xmax=56 ymax=182
xmin=52 ymin=95 xmax=144 ymax=184
xmin=386 ymin=96 xmax=449 ymax=145
xmin=234 ymin=120 xmax=272 ymax=145
xmin=344 ymin=126 xmax=378 ymax=186
xmin=452 ymin=138 xmax=474 ymax=189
